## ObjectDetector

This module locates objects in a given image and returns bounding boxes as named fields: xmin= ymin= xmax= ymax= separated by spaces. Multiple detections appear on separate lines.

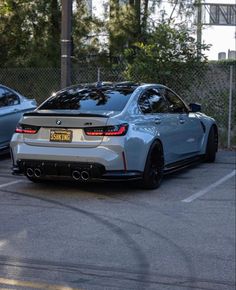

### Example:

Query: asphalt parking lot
xmin=0 ymin=150 xmax=235 ymax=290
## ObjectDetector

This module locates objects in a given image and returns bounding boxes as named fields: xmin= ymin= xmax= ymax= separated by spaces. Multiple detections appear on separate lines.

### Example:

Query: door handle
xmin=154 ymin=118 xmax=161 ymax=124
xmin=179 ymin=119 xmax=185 ymax=124
xmin=8 ymin=109 xmax=18 ymax=115
xmin=13 ymin=108 xmax=19 ymax=112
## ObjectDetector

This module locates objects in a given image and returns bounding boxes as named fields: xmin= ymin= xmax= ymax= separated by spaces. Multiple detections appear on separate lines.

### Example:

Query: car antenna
xmin=97 ymin=67 xmax=101 ymax=82
xmin=96 ymin=67 xmax=103 ymax=89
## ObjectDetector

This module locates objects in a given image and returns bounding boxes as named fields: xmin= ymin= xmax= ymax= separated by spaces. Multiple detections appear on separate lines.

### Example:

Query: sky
xmin=203 ymin=25 xmax=235 ymax=60
xmin=201 ymin=0 xmax=236 ymax=60
xmin=92 ymin=0 xmax=236 ymax=60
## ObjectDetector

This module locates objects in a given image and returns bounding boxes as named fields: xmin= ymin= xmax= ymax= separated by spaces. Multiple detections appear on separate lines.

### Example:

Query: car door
xmin=0 ymin=87 xmax=22 ymax=147
xmin=164 ymin=88 xmax=205 ymax=159
xmin=138 ymin=87 xmax=169 ymax=125
xmin=138 ymin=88 xmax=180 ymax=164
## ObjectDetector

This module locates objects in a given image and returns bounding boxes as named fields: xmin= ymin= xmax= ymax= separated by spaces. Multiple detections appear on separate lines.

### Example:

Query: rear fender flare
xmin=143 ymin=139 xmax=165 ymax=171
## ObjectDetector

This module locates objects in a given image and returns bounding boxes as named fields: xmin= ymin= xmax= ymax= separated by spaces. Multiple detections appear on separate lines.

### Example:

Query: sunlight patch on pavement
xmin=0 ymin=277 xmax=83 ymax=290
xmin=0 ymin=240 xmax=7 ymax=248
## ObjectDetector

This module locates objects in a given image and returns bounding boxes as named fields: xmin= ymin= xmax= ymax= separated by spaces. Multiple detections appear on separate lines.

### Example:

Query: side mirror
xmin=189 ymin=103 xmax=201 ymax=112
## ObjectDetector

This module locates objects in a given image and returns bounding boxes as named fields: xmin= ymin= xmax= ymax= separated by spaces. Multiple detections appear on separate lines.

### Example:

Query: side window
xmin=138 ymin=92 xmax=152 ymax=114
xmin=165 ymin=89 xmax=187 ymax=113
xmin=138 ymin=89 xmax=168 ymax=114
xmin=0 ymin=87 xmax=20 ymax=108
xmin=148 ymin=89 xmax=168 ymax=113
xmin=0 ymin=88 xmax=6 ymax=108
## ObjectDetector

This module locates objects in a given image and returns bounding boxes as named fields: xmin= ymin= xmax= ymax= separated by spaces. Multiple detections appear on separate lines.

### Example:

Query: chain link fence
xmin=0 ymin=63 xmax=235 ymax=148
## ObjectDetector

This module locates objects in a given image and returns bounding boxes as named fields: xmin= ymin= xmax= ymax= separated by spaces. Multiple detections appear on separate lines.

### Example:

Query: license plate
xmin=50 ymin=130 xmax=72 ymax=142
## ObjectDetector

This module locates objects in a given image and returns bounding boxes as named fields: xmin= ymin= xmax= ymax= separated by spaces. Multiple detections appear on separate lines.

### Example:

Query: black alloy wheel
xmin=141 ymin=141 xmax=164 ymax=189
xmin=205 ymin=126 xmax=218 ymax=163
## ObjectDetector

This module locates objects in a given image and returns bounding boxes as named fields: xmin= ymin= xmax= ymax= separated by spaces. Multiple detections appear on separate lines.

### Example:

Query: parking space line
xmin=0 ymin=180 xmax=22 ymax=189
xmin=0 ymin=277 xmax=83 ymax=290
xmin=182 ymin=170 xmax=235 ymax=203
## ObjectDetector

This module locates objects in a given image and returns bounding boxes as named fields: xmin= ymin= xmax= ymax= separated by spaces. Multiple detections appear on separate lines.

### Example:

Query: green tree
xmin=106 ymin=0 xmax=197 ymax=62
xmin=107 ymin=0 xmax=156 ymax=60
xmin=123 ymin=21 xmax=210 ymax=83
xmin=72 ymin=0 xmax=104 ymax=64
xmin=0 ymin=0 xmax=61 ymax=67
xmin=108 ymin=0 xmax=137 ymax=61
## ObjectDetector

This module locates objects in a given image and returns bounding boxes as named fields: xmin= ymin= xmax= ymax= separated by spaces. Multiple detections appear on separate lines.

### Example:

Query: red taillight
xmin=84 ymin=124 xmax=128 ymax=136
xmin=15 ymin=128 xmax=37 ymax=134
xmin=15 ymin=124 xmax=39 ymax=134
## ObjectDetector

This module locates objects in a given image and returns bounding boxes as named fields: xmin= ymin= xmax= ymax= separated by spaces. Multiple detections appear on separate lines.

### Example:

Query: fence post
xmin=227 ymin=65 xmax=233 ymax=149
xmin=61 ymin=0 xmax=72 ymax=88
xmin=97 ymin=67 xmax=101 ymax=82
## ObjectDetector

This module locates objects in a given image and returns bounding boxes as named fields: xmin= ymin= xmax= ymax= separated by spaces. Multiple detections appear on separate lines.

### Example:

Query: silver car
xmin=10 ymin=82 xmax=218 ymax=189
xmin=0 ymin=84 xmax=36 ymax=152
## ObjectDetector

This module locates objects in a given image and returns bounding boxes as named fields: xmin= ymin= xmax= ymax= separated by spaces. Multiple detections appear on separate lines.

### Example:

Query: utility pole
xmin=61 ymin=0 xmax=72 ymax=88
xmin=196 ymin=0 xmax=202 ymax=60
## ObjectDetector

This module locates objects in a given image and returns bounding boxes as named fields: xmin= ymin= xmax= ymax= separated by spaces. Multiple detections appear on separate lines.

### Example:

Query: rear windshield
xmin=39 ymin=87 xmax=134 ymax=112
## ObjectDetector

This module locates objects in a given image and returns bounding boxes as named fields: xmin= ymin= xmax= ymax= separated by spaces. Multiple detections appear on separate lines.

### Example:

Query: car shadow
xmin=17 ymin=161 xmax=206 ymax=198
xmin=31 ymin=178 xmax=142 ymax=195
xmin=0 ymin=151 xmax=10 ymax=160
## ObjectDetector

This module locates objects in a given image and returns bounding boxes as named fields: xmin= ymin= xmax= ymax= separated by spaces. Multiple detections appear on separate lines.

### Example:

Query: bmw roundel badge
xmin=56 ymin=120 xmax=62 ymax=125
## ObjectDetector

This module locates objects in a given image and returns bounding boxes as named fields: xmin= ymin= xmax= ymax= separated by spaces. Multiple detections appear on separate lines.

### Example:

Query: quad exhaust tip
xmin=34 ymin=168 xmax=42 ymax=178
xmin=72 ymin=170 xmax=81 ymax=181
xmin=26 ymin=167 xmax=42 ymax=178
xmin=72 ymin=170 xmax=90 ymax=181
xmin=26 ymin=167 xmax=89 ymax=181
xmin=26 ymin=167 xmax=34 ymax=178
xmin=81 ymin=171 xmax=89 ymax=181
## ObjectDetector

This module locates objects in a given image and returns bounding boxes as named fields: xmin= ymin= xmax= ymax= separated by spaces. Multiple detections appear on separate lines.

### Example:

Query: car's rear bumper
xmin=12 ymin=159 xmax=142 ymax=181
xmin=11 ymin=138 xmax=126 ymax=171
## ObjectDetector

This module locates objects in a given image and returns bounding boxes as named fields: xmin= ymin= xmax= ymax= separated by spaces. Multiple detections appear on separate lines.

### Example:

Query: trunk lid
xmin=20 ymin=110 xmax=109 ymax=148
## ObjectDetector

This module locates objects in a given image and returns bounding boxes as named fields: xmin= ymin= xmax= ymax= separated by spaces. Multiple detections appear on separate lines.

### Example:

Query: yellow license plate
xmin=50 ymin=130 xmax=72 ymax=142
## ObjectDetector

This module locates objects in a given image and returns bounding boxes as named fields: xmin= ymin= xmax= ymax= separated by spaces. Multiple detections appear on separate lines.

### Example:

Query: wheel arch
xmin=145 ymin=138 xmax=165 ymax=166
xmin=204 ymin=123 xmax=218 ymax=163
xmin=140 ymin=137 xmax=165 ymax=189
xmin=209 ymin=124 xmax=218 ymax=152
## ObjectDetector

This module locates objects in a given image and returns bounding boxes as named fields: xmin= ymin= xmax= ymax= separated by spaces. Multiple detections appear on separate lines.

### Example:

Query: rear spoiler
xmin=23 ymin=111 xmax=109 ymax=118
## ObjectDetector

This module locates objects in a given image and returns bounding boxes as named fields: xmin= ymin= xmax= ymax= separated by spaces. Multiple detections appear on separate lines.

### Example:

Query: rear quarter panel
xmin=107 ymin=109 xmax=157 ymax=172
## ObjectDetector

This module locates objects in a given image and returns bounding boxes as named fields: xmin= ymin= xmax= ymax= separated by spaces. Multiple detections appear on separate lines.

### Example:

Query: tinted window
xmin=0 ymin=87 xmax=20 ymax=108
xmin=139 ymin=89 xmax=168 ymax=114
xmin=39 ymin=87 xmax=133 ymax=112
xmin=138 ymin=93 xmax=152 ymax=114
xmin=165 ymin=89 xmax=187 ymax=113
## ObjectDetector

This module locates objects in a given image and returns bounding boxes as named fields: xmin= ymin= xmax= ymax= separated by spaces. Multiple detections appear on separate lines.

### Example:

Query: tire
xmin=205 ymin=126 xmax=218 ymax=163
xmin=140 ymin=140 xmax=164 ymax=189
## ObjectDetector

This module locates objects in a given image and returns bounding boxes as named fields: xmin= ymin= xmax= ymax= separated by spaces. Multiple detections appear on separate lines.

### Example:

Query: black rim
xmin=148 ymin=146 xmax=164 ymax=185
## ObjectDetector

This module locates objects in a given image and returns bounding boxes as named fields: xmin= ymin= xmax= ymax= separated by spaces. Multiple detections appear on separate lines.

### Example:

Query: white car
xmin=11 ymin=82 xmax=218 ymax=189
